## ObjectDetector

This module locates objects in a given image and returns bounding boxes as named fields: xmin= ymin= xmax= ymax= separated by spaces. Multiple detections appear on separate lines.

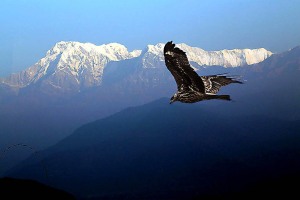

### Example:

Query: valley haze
xmin=0 ymin=40 xmax=300 ymax=199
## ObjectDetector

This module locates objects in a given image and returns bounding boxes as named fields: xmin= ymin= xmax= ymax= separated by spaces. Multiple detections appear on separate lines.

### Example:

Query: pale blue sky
xmin=1 ymin=0 xmax=300 ymax=76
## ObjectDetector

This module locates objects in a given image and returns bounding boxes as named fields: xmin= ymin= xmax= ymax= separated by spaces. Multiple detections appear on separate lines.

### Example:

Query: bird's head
xmin=170 ymin=93 xmax=179 ymax=104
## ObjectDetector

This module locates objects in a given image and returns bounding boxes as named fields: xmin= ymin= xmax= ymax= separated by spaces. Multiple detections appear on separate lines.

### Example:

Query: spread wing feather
xmin=163 ymin=41 xmax=205 ymax=93
xmin=201 ymin=74 xmax=243 ymax=94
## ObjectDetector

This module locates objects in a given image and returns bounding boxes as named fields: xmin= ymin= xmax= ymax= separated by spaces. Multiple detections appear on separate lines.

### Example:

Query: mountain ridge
xmin=7 ymin=97 xmax=300 ymax=199
xmin=0 ymin=41 xmax=272 ymax=94
xmin=0 ymin=43 xmax=299 ymax=179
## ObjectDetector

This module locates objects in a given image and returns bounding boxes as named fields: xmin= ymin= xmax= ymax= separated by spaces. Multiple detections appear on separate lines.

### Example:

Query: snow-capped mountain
xmin=0 ymin=41 xmax=141 ymax=93
xmin=0 ymin=41 xmax=272 ymax=94
xmin=140 ymin=43 xmax=272 ymax=68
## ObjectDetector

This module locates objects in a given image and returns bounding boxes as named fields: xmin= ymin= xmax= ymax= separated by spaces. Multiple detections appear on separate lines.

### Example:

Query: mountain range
xmin=0 ymin=41 xmax=299 ymax=181
xmin=7 ymin=98 xmax=300 ymax=199
xmin=0 ymin=41 xmax=272 ymax=95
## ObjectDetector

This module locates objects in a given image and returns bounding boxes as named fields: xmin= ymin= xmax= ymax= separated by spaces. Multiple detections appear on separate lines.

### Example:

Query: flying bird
xmin=163 ymin=41 xmax=243 ymax=104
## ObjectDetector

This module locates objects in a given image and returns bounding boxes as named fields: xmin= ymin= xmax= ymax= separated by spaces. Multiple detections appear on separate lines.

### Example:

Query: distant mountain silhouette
xmin=217 ymin=45 xmax=300 ymax=120
xmin=7 ymin=98 xmax=300 ymax=199
xmin=0 ymin=44 xmax=299 ymax=179
xmin=0 ymin=177 xmax=75 ymax=199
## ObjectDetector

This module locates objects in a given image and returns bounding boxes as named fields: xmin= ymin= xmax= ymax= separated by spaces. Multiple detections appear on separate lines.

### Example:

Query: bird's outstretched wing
xmin=201 ymin=74 xmax=243 ymax=94
xmin=164 ymin=41 xmax=205 ymax=93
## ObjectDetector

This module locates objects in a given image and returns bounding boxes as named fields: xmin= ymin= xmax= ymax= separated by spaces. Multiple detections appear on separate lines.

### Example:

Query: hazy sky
xmin=1 ymin=0 xmax=300 ymax=76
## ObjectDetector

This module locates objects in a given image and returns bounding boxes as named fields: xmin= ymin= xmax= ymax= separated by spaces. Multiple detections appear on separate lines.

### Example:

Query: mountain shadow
xmin=0 ymin=177 xmax=75 ymax=199
xmin=6 ymin=98 xmax=300 ymax=199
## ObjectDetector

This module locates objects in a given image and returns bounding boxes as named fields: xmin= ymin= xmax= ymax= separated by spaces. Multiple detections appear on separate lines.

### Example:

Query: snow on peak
xmin=175 ymin=43 xmax=273 ymax=67
xmin=129 ymin=50 xmax=142 ymax=57
xmin=140 ymin=43 xmax=165 ymax=68
xmin=1 ymin=41 xmax=272 ymax=92
xmin=98 ymin=43 xmax=134 ymax=60
xmin=47 ymin=41 xmax=138 ymax=61
xmin=140 ymin=42 xmax=272 ymax=68
xmin=139 ymin=43 xmax=164 ymax=56
xmin=43 ymin=41 xmax=142 ymax=72
xmin=4 ymin=41 xmax=141 ymax=90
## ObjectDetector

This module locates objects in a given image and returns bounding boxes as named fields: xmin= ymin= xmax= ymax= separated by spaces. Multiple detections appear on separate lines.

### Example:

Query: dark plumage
xmin=163 ymin=41 xmax=242 ymax=104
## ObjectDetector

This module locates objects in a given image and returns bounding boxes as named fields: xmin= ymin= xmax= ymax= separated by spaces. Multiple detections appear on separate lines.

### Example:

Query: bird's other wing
xmin=163 ymin=41 xmax=205 ymax=93
xmin=201 ymin=74 xmax=243 ymax=94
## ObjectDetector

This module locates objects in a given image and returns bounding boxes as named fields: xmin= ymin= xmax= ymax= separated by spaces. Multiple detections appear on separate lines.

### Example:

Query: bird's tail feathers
xmin=206 ymin=94 xmax=231 ymax=101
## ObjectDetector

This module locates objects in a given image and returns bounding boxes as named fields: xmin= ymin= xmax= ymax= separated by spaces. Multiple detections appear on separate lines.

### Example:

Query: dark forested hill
xmin=8 ymin=98 xmax=300 ymax=199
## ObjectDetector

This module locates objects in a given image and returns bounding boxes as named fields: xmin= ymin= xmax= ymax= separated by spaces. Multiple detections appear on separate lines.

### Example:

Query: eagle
xmin=164 ymin=41 xmax=243 ymax=104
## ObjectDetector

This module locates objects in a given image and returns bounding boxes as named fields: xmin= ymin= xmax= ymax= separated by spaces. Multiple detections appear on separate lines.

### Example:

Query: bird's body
xmin=164 ymin=41 xmax=242 ymax=104
xmin=171 ymin=86 xmax=231 ymax=103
